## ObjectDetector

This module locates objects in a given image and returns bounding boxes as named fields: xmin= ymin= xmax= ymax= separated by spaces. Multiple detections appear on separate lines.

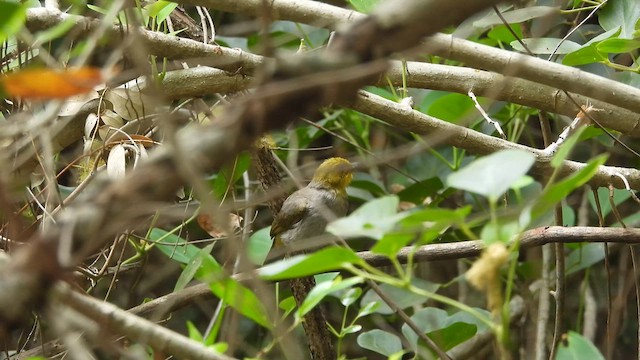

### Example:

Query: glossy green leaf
xmin=357 ymin=330 xmax=402 ymax=356
xmin=555 ymin=331 xmax=604 ymax=360
xmin=258 ymin=247 xmax=364 ymax=280
xmin=297 ymin=276 xmax=363 ymax=318
xmin=511 ymin=38 xmax=581 ymax=54
xmin=447 ymin=149 xmax=536 ymax=201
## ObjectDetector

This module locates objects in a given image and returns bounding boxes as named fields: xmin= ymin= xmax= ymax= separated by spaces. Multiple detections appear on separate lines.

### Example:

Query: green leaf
xmin=371 ymin=232 xmax=414 ymax=258
xmin=551 ymin=127 xmax=588 ymax=168
xmin=425 ymin=93 xmax=474 ymax=123
xmin=0 ymin=2 xmax=26 ymax=43
xmin=175 ymin=243 xmax=214 ymax=291
xmin=487 ymin=24 xmax=523 ymax=44
xmin=565 ymin=243 xmax=605 ymax=275
xmin=425 ymin=322 xmax=477 ymax=351
xmin=279 ymin=296 xmax=297 ymax=318
xmin=402 ymin=307 xmax=490 ymax=351
xmin=447 ymin=149 xmax=536 ymax=201
xmin=562 ymin=44 xmax=606 ymax=66
xmin=596 ymin=38 xmax=640 ymax=53
xmin=247 ymin=227 xmax=273 ymax=265
xmin=357 ymin=330 xmax=403 ymax=356
xmin=327 ymin=196 xmax=403 ymax=240
xmin=396 ymin=177 xmax=444 ymax=204
xmin=360 ymin=279 xmax=439 ymax=315
xmin=598 ymin=0 xmax=640 ymax=39
xmin=297 ymin=276 xmax=363 ymax=318
xmin=347 ymin=0 xmax=381 ymax=13
xmin=510 ymin=38 xmax=581 ymax=54
xmin=356 ymin=301 xmax=380 ymax=319
xmin=555 ymin=331 xmax=604 ymax=360
xmin=199 ymin=256 xmax=272 ymax=329
xmin=473 ymin=6 xmax=558 ymax=28
xmin=529 ymin=154 xmax=608 ymax=221
xmin=151 ymin=228 xmax=201 ymax=264
xmin=340 ymin=287 xmax=362 ymax=307
xmin=258 ymin=247 xmax=365 ymax=280
xmin=588 ymin=187 xmax=631 ymax=219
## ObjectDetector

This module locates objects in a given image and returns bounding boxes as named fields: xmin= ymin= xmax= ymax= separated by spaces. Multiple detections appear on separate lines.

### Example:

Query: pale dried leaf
xmin=106 ymin=144 xmax=127 ymax=179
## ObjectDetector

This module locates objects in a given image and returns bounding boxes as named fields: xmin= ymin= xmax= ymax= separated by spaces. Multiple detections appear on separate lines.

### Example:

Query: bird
xmin=270 ymin=157 xmax=355 ymax=249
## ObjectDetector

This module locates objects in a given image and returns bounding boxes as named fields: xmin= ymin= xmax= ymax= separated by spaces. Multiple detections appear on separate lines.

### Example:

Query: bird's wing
xmin=270 ymin=194 xmax=309 ymax=239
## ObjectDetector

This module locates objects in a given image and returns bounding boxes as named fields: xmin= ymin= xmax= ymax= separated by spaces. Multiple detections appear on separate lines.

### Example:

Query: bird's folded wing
xmin=270 ymin=196 xmax=309 ymax=238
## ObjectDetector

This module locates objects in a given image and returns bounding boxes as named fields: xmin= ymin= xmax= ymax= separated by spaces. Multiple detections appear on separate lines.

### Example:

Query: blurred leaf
xmin=396 ymin=177 xmax=444 ymax=204
xmin=0 ymin=2 xmax=26 ymax=43
xmin=487 ymin=24 xmax=523 ymax=43
xmin=510 ymin=38 xmax=581 ymax=54
xmin=473 ymin=6 xmax=558 ymax=28
xmin=425 ymin=93 xmax=474 ymax=123
xmin=348 ymin=0 xmax=381 ymax=13
xmin=247 ymin=227 xmax=273 ymax=265
xmin=357 ymin=330 xmax=402 ymax=356
xmin=598 ymin=0 xmax=640 ymax=38
xmin=555 ymin=331 xmax=604 ymax=359
xmin=258 ymin=247 xmax=365 ymax=280
xmin=356 ymin=301 xmax=380 ymax=319
xmin=447 ymin=149 xmax=535 ymax=201
xmin=565 ymin=243 xmax=605 ymax=275
xmin=340 ymin=287 xmax=362 ymax=307
xmin=327 ymin=196 xmax=403 ymax=240
xmin=588 ymin=187 xmax=631 ymax=220
xmin=2 ymin=67 xmax=103 ymax=99
xmin=371 ymin=232 xmax=414 ymax=258
xmin=360 ymin=279 xmax=438 ymax=315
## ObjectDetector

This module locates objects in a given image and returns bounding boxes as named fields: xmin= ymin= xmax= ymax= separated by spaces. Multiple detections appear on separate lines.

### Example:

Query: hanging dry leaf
xmin=106 ymin=144 xmax=127 ymax=179
xmin=1 ymin=67 xmax=103 ymax=99
xmin=197 ymin=213 xmax=243 ymax=238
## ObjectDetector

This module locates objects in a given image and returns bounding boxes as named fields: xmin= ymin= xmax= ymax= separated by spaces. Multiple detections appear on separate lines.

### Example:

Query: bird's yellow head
xmin=310 ymin=157 xmax=355 ymax=191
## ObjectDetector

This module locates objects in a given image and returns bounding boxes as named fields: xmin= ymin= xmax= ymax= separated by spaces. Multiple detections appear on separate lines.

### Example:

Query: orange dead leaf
xmin=1 ymin=67 xmax=104 ymax=99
